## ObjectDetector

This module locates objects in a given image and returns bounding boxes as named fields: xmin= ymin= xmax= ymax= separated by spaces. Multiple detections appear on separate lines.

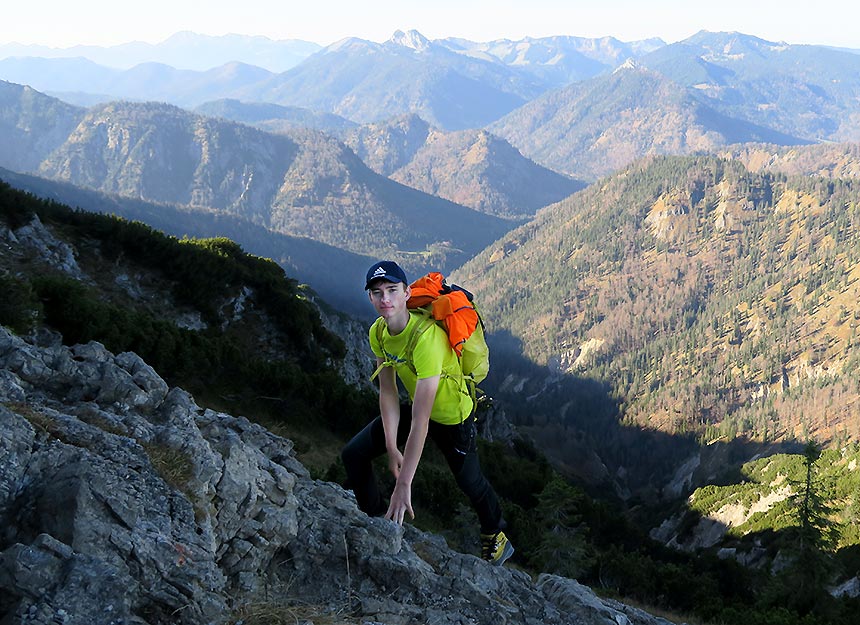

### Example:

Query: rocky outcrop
xmin=0 ymin=326 xmax=674 ymax=625
xmin=0 ymin=213 xmax=83 ymax=280
xmin=315 ymin=306 xmax=376 ymax=389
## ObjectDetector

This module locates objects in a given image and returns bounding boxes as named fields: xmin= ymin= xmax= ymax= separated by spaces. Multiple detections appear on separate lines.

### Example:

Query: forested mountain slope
xmin=456 ymin=154 xmax=860 ymax=488
xmin=723 ymin=142 xmax=860 ymax=180
xmin=0 ymin=180 xmax=372 ymax=434
xmin=0 ymin=167 xmax=376 ymax=316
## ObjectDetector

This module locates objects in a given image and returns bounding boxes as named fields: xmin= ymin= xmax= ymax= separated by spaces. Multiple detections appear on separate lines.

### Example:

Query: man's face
xmin=368 ymin=280 xmax=410 ymax=320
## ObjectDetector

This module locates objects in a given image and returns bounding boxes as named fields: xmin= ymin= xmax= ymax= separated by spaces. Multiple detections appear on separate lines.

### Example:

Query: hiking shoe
xmin=481 ymin=531 xmax=514 ymax=566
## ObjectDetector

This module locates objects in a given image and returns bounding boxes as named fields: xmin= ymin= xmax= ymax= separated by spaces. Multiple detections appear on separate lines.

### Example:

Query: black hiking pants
xmin=341 ymin=404 xmax=506 ymax=534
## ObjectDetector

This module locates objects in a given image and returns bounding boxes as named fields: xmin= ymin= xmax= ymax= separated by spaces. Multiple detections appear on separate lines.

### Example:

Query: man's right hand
xmin=387 ymin=447 xmax=404 ymax=479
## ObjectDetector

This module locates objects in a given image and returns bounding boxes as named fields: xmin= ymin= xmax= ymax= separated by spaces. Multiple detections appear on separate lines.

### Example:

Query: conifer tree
xmin=762 ymin=441 xmax=839 ymax=616
xmin=530 ymin=476 xmax=593 ymax=578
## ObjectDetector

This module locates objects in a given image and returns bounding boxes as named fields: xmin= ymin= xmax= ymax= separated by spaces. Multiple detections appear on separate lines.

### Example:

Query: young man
xmin=341 ymin=260 xmax=514 ymax=565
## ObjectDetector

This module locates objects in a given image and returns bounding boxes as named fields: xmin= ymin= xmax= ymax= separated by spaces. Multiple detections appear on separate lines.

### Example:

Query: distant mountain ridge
xmin=638 ymin=31 xmax=860 ymax=142
xmin=0 ymin=31 xmax=321 ymax=72
xmin=489 ymin=63 xmax=809 ymax=179
xmin=0 ymin=29 xmax=663 ymax=130
xmin=234 ymin=30 xmax=543 ymax=130
xmin=0 ymin=57 xmax=276 ymax=108
xmin=438 ymin=34 xmax=665 ymax=88
xmin=344 ymin=114 xmax=583 ymax=218
xmin=194 ymin=98 xmax=358 ymax=136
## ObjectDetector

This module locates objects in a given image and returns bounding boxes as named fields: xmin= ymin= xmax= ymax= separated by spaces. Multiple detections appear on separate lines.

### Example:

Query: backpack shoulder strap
xmin=369 ymin=311 xmax=436 ymax=381
xmin=401 ymin=309 xmax=436 ymax=375
xmin=369 ymin=318 xmax=391 ymax=381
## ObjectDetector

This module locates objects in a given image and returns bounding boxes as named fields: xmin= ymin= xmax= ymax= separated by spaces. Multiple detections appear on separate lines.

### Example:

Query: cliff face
xmin=0 ymin=326 xmax=673 ymax=625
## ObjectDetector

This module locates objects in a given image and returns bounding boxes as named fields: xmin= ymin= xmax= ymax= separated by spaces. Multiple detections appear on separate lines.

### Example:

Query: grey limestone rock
xmin=5 ymin=214 xmax=83 ymax=279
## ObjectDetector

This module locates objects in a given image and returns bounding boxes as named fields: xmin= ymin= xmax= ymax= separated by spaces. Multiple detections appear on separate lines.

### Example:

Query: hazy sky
xmin=3 ymin=0 xmax=858 ymax=49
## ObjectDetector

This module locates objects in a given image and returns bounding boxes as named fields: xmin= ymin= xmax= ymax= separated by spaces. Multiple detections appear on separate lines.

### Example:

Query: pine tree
xmin=530 ymin=476 xmax=593 ymax=578
xmin=762 ymin=441 xmax=839 ymax=616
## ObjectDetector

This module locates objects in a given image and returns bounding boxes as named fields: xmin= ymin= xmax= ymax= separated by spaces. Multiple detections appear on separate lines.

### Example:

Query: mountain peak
xmin=613 ymin=57 xmax=639 ymax=73
xmin=388 ymin=29 xmax=431 ymax=51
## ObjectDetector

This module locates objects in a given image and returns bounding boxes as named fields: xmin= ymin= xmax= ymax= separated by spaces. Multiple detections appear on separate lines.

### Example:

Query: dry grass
xmin=142 ymin=443 xmax=194 ymax=492
xmin=229 ymin=600 xmax=360 ymax=625
xmin=8 ymin=402 xmax=69 ymax=442
xmin=76 ymin=407 xmax=129 ymax=437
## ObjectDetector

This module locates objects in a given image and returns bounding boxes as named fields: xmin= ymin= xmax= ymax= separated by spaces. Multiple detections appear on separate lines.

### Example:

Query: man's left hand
xmin=385 ymin=482 xmax=414 ymax=525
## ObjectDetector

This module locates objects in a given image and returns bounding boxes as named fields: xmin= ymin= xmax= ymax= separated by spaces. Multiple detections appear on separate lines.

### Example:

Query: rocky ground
xmin=0 ymin=325 xmax=678 ymax=625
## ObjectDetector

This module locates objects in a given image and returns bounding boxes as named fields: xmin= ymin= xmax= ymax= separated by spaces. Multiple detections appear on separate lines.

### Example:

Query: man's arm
xmin=377 ymin=358 xmax=404 ymax=477
xmin=385 ymin=374 xmax=439 ymax=525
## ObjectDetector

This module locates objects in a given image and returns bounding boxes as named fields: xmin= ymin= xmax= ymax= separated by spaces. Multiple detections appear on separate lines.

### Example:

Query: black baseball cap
xmin=365 ymin=260 xmax=408 ymax=290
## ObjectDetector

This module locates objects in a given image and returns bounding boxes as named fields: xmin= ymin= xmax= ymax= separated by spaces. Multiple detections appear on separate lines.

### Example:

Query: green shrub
xmin=0 ymin=274 xmax=41 ymax=334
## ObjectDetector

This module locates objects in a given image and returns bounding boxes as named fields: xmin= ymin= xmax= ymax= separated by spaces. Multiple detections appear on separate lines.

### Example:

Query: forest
xmin=462 ymin=156 xmax=860 ymax=462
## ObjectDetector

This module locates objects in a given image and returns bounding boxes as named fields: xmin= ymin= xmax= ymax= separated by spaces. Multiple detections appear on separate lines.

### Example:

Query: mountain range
xmin=0 ymin=83 xmax=514 ymax=280
xmin=0 ymin=29 xmax=662 ymax=128
xmin=439 ymin=34 xmax=665 ymax=86
xmin=1 ymin=78 xmax=589 ymax=263
xmin=0 ymin=56 xmax=277 ymax=108
xmin=342 ymin=114 xmax=583 ymax=218
xmin=186 ymin=104 xmax=581 ymax=219
xmin=228 ymin=29 xmax=543 ymax=130
xmin=488 ymin=62 xmax=809 ymax=179
xmin=639 ymin=31 xmax=860 ymax=142
xmin=0 ymin=31 xmax=321 ymax=72
xmin=5 ymin=31 xmax=860 ymax=183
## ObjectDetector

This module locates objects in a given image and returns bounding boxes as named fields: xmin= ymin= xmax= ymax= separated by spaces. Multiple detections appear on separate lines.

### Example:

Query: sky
xmin=2 ymin=0 xmax=858 ymax=49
